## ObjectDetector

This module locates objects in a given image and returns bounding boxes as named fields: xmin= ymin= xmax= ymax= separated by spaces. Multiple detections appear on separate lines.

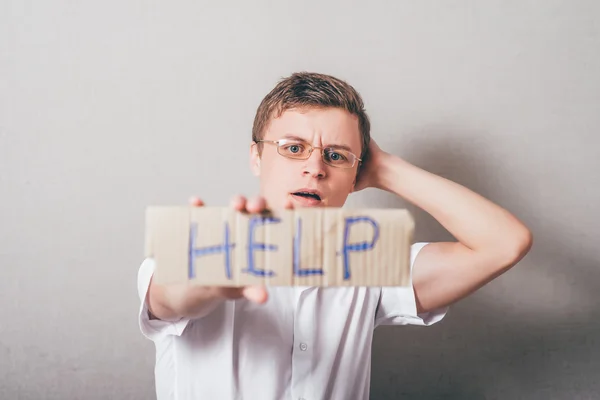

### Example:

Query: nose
xmin=302 ymin=149 xmax=326 ymax=179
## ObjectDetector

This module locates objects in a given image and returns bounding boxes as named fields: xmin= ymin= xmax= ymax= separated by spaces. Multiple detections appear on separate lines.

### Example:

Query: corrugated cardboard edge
xmin=395 ymin=208 xmax=415 ymax=287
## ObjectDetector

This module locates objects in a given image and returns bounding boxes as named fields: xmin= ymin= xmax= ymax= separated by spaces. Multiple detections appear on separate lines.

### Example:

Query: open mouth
xmin=292 ymin=191 xmax=322 ymax=201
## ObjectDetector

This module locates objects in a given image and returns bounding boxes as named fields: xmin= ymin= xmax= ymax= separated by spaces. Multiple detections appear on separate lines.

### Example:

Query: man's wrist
xmin=376 ymin=153 xmax=410 ymax=194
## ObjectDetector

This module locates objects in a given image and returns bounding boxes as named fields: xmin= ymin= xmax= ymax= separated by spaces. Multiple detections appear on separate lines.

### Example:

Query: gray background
xmin=1 ymin=1 xmax=599 ymax=399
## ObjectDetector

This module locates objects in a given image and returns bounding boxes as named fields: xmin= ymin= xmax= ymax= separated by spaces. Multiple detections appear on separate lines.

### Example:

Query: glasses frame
xmin=254 ymin=138 xmax=362 ymax=169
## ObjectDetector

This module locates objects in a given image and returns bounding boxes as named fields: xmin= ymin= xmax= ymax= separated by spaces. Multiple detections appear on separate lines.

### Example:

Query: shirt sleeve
xmin=375 ymin=242 xmax=449 ymax=327
xmin=137 ymin=258 xmax=190 ymax=341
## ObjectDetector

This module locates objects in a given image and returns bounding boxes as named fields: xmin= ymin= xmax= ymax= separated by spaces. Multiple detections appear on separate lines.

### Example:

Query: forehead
xmin=265 ymin=107 xmax=362 ymax=152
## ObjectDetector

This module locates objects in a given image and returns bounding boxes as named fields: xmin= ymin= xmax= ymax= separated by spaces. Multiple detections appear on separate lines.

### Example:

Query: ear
xmin=249 ymin=142 xmax=261 ymax=176
xmin=351 ymin=164 xmax=362 ymax=193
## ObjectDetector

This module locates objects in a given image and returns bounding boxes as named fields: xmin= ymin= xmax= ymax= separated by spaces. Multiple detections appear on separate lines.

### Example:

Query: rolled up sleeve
xmin=375 ymin=242 xmax=449 ymax=327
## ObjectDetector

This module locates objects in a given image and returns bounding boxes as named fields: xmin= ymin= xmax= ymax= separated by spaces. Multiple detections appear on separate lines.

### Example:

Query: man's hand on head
xmin=353 ymin=138 xmax=389 ymax=192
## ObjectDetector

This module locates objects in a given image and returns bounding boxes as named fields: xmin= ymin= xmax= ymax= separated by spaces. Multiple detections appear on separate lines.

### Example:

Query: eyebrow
xmin=280 ymin=134 xmax=356 ymax=153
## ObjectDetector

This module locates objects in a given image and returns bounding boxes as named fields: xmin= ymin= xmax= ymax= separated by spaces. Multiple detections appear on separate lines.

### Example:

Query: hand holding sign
xmin=146 ymin=194 xmax=280 ymax=323
xmin=185 ymin=194 xmax=289 ymax=304
xmin=146 ymin=200 xmax=415 ymax=291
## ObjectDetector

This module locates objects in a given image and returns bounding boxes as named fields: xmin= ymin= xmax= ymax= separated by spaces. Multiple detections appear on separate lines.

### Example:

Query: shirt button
xmin=299 ymin=343 xmax=308 ymax=351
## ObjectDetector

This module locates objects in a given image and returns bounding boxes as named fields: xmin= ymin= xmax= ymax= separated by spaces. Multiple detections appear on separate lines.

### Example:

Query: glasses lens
xmin=323 ymin=148 xmax=354 ymax=168
xmin=278 ymin=140 xmax=310 ymax=159
xmin=275 ymin=140 xmax=356 ymax=168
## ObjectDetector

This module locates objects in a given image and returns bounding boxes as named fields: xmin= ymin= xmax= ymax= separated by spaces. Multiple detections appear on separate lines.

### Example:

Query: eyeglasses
xmin=255 ymin=138 xmax=362 ymax=169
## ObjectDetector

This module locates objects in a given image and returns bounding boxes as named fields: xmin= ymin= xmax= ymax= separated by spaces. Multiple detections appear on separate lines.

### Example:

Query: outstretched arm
xmin=147 ymin=196 xmax=274 ymax=321
xmin=355 ymin=140 xmax=533 ymax=314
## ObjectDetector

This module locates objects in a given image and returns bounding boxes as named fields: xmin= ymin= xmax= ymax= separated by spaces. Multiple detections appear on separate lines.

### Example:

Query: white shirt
xmin=137 ymin=242 xmax=448 ymax=400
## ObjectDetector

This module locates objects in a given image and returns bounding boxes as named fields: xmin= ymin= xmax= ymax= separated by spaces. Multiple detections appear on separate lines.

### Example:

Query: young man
xmin=137 ymin=72 xmax=532 ymax=400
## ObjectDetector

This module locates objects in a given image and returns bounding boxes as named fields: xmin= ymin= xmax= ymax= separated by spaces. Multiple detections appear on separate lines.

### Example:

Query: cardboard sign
xmin=145 ymin=206 xmax=415 ymax=287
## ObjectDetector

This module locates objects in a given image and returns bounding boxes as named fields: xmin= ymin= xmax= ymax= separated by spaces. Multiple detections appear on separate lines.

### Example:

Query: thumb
xmin=242 ymin=286 xmax=268 ymax=304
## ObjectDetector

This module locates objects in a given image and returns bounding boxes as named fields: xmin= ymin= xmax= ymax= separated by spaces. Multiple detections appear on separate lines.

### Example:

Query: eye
xmin=281 ymin=142 xmax=306 ymax=156
xmin=325 ymin=149 xmax=349 ymax=163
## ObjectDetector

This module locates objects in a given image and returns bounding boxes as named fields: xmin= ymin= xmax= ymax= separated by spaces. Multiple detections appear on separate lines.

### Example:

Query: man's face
xmin=250 ymin=107 xmax=363 ymax=209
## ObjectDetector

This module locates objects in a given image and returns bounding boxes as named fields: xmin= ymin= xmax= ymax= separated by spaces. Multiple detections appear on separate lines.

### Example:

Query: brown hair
xmin=252 ymin=72 xmax=371 ymax=163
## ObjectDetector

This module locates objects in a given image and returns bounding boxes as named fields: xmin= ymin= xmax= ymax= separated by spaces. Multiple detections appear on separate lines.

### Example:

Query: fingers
xmin=216 ymin=286 xmax=268 ymax=304
xmin=245 ymin=196 xmax=267 ymax=214
xmin=216 ymin=287 xmax=245 ymax=300
xmin=230 ymin=194 xmax=247 ymax=212
xmin=242 ymin=286 xmax=268 ymax=304
xmin=189 ymin=197 xmax=205 ymax=207
xmin=199 ymin=194 xmax=289 ymax=213
xmin=186 ymin=195 xmax=270 ymax=306
xmin=229 ymin=195 xmax=268 ymax=214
